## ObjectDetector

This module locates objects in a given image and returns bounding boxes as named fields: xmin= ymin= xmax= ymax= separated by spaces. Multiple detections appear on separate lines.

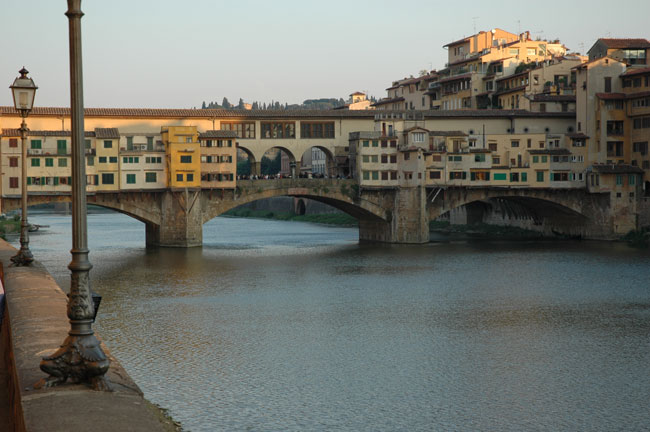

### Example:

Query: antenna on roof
xmin=517 ymin=20 xmax=521 ymax=34
xmin=472 ymin=16 xmax=479 ymax=34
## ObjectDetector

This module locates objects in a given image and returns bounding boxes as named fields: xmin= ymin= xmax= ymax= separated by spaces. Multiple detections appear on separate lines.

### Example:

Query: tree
xmin=222 ymin=97 xmax=231 ymax=109
xmin=201 ymin=101 xmax=206 ymax=109
xmin=419 ymin=69 xmax=429 ymax=76
xmin=252 ymin=101 xmax=259 ymax=110
xmin=237 ymin=159 xmax=251 ymax=176
xmin=238 ymin=98 xmax=245 ymax=109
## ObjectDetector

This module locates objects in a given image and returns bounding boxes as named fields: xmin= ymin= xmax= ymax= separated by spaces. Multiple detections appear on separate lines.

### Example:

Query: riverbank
xmin=224 ymin=208 xmax=358 ymax=226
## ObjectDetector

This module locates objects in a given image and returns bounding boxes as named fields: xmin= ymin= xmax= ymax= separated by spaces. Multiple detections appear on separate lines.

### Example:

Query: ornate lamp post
xmin=9 ymin=68 xmax=37 ymax=266
xmin=36 ymin=0 xmax=110 ymax=391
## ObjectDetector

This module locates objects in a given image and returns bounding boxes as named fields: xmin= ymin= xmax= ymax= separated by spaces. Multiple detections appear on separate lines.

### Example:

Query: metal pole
xmin=36 ymin=0 xmax=110 ymax=391
xmin=11 ymin=116 xmax=34 ymax=265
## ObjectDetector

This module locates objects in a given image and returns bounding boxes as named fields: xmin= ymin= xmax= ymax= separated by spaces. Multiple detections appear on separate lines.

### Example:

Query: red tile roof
xmin=597 ymin=38 xmax=650 ymax=49
xmin=621 ymin=67 xmax=650 ymax=77
xmin=1 ymin=129 xmax=95 ymax=137
xmin=595 ymin=92 xmax=625 ymax=100
xmin=0 ymin=106 xmax=377 ymax=119
xmin=199 ymin=130 xmax=238 ymax=139
xmin=592 ymin=163 xmax=644 ymax=174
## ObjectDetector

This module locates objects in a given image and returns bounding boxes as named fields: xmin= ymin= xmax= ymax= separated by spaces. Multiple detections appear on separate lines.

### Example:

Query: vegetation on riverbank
xmin=0 ymin=215 xmax=21 ymax=238
xmin=429 ymin=220 xmax=545 ymax=239
xmin=622 ymin=228 xmax=650 ymax=248
xmin=224 ymin=208 xmax=358 ymax=226
xmin=144 ymin=401 xmax=184 ymax=432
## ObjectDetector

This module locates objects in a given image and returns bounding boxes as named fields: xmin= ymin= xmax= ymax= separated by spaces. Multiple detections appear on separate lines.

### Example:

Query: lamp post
xmin=9 ymin=68 xmax=37 ymax=266
xmin=36 ymin=0 xmax=110 ymax=391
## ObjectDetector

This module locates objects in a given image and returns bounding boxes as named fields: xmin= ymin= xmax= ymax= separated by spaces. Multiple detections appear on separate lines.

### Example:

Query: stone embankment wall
xmin=0 ymin=240 xmax=174 ymax=431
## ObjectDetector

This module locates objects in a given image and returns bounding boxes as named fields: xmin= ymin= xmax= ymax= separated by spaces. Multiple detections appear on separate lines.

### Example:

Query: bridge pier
xmin=359 ymin=186 xmax=429 ymax=244
xmin=146 ymin=190 xmax=203 ymax=247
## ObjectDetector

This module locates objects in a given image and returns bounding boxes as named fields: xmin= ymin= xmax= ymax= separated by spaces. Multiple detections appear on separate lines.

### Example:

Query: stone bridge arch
xmin=428 ymin=187 xmax=612 ymax=237
xmin=200 ymin=179 xmax=389 ymax=224
xmin=2 ymin=192 xmax=162 ymax=226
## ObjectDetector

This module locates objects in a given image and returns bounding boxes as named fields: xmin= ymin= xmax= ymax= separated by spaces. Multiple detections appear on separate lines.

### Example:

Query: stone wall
xmin=0 ymin=241 xmax=173 ymax=431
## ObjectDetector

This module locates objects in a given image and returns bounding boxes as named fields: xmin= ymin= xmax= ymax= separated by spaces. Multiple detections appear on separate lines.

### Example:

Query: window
xmin=103 ymin=140 xmax=113 ymax=149
xmin=180 ymin=155 xmax=192 ymax=163
xmin=85 ymin=139 xmax=91 ymax=149
xmin=261 ymin=121 xmax=295 ymax=139
xmin=300 ymin=122 xmax=335 ymax=138
xmin=372 ymin=171 xmax=379 ymax=180
xmin=362 ymin=171 xmax=369 ymax=180
xmin=101 ymin=173 xmax=114 ymax=184
xmin=30 ymin=139 xmax=42 ymax=149
xmin=381 ymin=172 xmax=389 ymax=180
xmin=31 ymin=158 xmax=40 ymax=167
xmin=521 ymin=172 xmax=527 ymax=182
xmin=606 ymin=121 xmax=624 ymax=136
xmin=616 ymin=175 xmax=623 ymax=186
xmin=9 ymin=177 xmax=18 ymax=188
xmin=489 ymin=142 xmax=497 ymax=151
xmin=362 ymin=140 xmax=369 ymax=147
xmin=372 ymin=140 xmax=379 ymax=147
xmin=9 ymin=157 xmax=18 ymax=167
xmin=536 ymin=171 xmax=544 ymax=182
xmin=145 ymin=172 xmax=157 ymax=183
xmin=533 ymin=156 xmax=539 ymax=163
xmin=9 ymin=138 xmax=18 ymax=148
xmin=604 ymin=77 xmax=612 ymax=93
xmin=474 ymin=153 xmax=486 ymax=162
xmin=176 ymin=173 xmax=183 ymax=182
xmin=99 ymin=156 xmax=107 ymax=163
xmin=449 ymin=171 xmax=467 ymax=180
xmin=551 ymin=172 xmax=569 ymax=181
xmin=412 ymin=132 xmax=426 ymax=143
xmin=362 ymin=155 xmax=369 ymax=163
xmin=126 ymin=174 xmax=136 ymax=184
xmin=511 ymin=140 xmax=520 ymax=148
xmin=109 ymin=156 xmax=118 ymax=163
xmin=126 ymin=137 xmax=133 ymax=149
xmin=185 ymin=137 xmax=192 ymax=143
xmin=633 ymin=142 xmax=648 ymax=155
xmin=527 ymin=48 xmax=536 ymax=56
xmin=45 ymin=158 xmax=54 ymax=167
xmin=429 ymin=171 xmax=441 ymax=179
xmin=381 ymin=154 xmax=388 ymax=163
xmin=510 ymin=173 xmax=520 ymax=182
xmin=58 ymin=158 xmax=67 ymax=167
xmin=607 ymin=141 xmax=624 ymax=157
xmin=390 ymin=155 xmax=397 ymax=163
xmin=542 ymin=156 xmax=548 ymax=163
xmin=87 ymin=156 xmax=94 ymax=166
xmin=628 ymin=174 xmax=636 ymax=185
xmin=147 ymin=137 xmax=154 ymax=150
xmin=221 ymin=122 xmax=255 ymax=138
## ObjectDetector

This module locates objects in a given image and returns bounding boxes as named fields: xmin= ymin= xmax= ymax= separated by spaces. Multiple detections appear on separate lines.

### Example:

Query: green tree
xmin=237 ymin=159 xmax=251 ymax=176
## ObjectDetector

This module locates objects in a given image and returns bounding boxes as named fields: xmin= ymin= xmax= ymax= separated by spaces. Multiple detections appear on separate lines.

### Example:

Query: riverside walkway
xmin=0 ymin=240 xmax=177 ymax=431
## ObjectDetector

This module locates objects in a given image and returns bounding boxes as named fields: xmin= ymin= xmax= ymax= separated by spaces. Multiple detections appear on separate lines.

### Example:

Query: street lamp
xmin=9 ymin=67 xmax=37 ymax=266
xmin=35 ymin=0 xmax=110 ymax=391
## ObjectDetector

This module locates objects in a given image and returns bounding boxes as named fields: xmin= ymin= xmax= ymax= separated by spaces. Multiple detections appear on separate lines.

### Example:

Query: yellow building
xmin=198 ymin=130 xmax=237 ymax=189
xmin=162 ymin=126 xmax=201 ymax=188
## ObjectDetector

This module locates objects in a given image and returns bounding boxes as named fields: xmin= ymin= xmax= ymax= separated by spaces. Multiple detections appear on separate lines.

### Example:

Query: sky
xmin=1 ymin=0 xmax=649 ymax=109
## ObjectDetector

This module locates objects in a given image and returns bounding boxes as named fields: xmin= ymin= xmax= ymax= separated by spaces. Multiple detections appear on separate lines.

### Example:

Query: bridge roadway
xmin=1 ymin=178 xmax=629 ymax=245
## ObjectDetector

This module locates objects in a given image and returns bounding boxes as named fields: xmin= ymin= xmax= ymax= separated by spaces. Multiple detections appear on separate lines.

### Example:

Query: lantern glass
xmin=10 ymin=69 xmax=37 ymax=113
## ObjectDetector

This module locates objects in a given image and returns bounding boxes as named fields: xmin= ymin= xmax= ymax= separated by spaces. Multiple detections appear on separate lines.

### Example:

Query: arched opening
xmin=432 ymin=195 xmax=589 ymax=237
xmin=261 ymin=146 xmax=297 ymax=178
xmin=236 ymin=146 xmax=257 ymax=178
xmin=298 ymin=146 xmax=339 ymax=178
xmin=645 ymin=181 xmax=650 ymax=197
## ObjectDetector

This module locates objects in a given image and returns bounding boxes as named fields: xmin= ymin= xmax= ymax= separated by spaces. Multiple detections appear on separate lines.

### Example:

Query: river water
xmin=9 ymin=211 xmax=650 ymax=431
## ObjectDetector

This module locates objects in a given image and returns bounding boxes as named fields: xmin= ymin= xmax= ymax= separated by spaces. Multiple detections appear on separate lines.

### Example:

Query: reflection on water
xmin=12 ymin=211 xmax=650 ymax=431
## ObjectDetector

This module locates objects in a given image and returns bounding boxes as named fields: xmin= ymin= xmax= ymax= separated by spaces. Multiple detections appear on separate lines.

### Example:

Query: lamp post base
xmin=35 ymin=333 xmax=112 ymax=391
xmin=10 ymin=249 xmax=34 ymax=266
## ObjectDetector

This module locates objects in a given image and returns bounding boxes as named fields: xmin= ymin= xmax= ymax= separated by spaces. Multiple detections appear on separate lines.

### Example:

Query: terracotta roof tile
xmin=0 ymin=106 xmax=377 ymax=119
xmin=592 ymin=163 xmax=644 ymax=174
xmin=596 ymin=92 xmax=625 ymax=100
xmin=199 ymin=130 xmax=238 ymax=139
xmin=597 ymin=38 xmax=650 ymax=49
xmin=1 ymin=128 xmax=95 ymax=137
xmin=621 ymin=66 xmax=650 ymax=77
xmin=94 ymin=127 xmax=120 ymax=139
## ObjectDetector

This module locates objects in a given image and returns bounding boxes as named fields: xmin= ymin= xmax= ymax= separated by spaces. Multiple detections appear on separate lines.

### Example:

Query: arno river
xmin=11 ymin=210 xmax=650 ymax=431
